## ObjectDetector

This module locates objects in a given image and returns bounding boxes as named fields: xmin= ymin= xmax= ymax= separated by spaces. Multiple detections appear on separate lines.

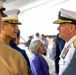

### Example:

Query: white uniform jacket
xmin=59 ymin=35 xmax=76 ymax=75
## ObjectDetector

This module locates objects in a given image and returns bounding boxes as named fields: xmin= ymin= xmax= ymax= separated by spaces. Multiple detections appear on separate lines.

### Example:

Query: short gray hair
xmin=29 ymin=40 xmax=42 ymax=54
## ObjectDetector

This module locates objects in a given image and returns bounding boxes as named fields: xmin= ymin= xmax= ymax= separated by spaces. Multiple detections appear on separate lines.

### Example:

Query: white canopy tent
xmin=3 ymin=0 xmax=76 ymax=40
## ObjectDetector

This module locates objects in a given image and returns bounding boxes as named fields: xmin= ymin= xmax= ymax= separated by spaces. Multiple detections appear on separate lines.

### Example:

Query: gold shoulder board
xmin=73 ymin=39 xmax=76 ymax=48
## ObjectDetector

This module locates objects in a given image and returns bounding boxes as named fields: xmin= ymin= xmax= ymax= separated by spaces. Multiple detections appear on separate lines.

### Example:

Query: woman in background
xmin=29 ymin=40 xmax=50 ymax=75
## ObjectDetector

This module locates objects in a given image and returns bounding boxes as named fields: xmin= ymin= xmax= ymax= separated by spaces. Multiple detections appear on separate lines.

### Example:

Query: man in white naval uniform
xmin=53 ymin=8 xmax=76 ymax=75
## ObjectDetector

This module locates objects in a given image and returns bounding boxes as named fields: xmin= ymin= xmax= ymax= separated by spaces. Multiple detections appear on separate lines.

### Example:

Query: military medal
xmin=61 ymin=45 xmax=71 ymax=59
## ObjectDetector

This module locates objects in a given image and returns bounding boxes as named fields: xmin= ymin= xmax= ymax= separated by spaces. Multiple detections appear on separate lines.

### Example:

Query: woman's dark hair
xmin=10 ymin=29 xmax=20 ymax=44
xmin=17 ymin=29 xmax=20 ymax=38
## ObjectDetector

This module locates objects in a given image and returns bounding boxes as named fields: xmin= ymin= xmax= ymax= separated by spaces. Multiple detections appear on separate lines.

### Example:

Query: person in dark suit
xmin=29 ymin=40 xmax=50 ymax=75
xmin=10 ymin=29 xmax=33 ymax=75
xmin=10 ymin=30 xmax=30 ymax=67
xmin=26 ymin=35 xmax=33 ymax=49
xmin=54 ymin=34 xmax=65 ymax=75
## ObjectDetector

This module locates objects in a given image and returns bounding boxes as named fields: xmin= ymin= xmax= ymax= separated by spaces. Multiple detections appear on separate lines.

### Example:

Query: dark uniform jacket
xmin=54 ymin=34 xmax=65 ymax=73
xmin=10 ymin=42 xmax=33 ymax=75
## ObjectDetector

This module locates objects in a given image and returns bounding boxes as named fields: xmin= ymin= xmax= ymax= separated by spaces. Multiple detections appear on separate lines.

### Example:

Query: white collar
xmin=65 ymin=35 xmax=76 ymax=48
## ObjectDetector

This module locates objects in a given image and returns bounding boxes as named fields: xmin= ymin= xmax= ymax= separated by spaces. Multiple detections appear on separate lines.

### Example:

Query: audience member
xmin=41 ymin=34 xmax=48 ymax=48
xmin=31 ymin=32 xmax=40 ymax=43
xmin=51 ymin=37 xmax=56 ymax=60
xmin=29 ymin=40 xmax=50 ymax=75
xmin=54 ymin=34 xmax=65 ymax=75
xmin=10 ymin=29 xmax=33 ymax=75
xmin=26 ymin=35 xmax=33 ymax=49
xmin=41 ymin=34 xmax=48 ymax=55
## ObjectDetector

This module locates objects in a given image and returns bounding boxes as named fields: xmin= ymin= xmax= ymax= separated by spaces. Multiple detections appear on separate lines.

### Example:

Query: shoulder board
xmin=73 ymin=39 xmax=76 ymax=48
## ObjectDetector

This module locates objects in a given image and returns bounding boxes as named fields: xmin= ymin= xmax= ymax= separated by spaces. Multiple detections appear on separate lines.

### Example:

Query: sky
xmin=18 ymin=0 xmax=75 ymax=41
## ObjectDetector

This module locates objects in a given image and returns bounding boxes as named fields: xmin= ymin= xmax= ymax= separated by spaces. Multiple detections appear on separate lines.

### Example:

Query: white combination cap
xmin=53 ymin=8 xmax=76 ymax=24
xmin=0 ymin=0 xmax=7 ymax=17
xmin=2 ymin=9 xmax=22 ymax=25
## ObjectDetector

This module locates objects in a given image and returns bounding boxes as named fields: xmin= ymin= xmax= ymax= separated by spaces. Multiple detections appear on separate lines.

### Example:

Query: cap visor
xmin=8 ymin=22 xmax=22 ymax=25
xmin=53 ymin=19 xmax=72 ymax=24
xmin=2 ymin=7 xmax=6 ymax=11
xmin=0 ymin=7 xmax=7 ymax=17
xmin=53 ymin=20 xmax=61 ymax=24
xmin=1 ymin=11 xmax=7 ymax=17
